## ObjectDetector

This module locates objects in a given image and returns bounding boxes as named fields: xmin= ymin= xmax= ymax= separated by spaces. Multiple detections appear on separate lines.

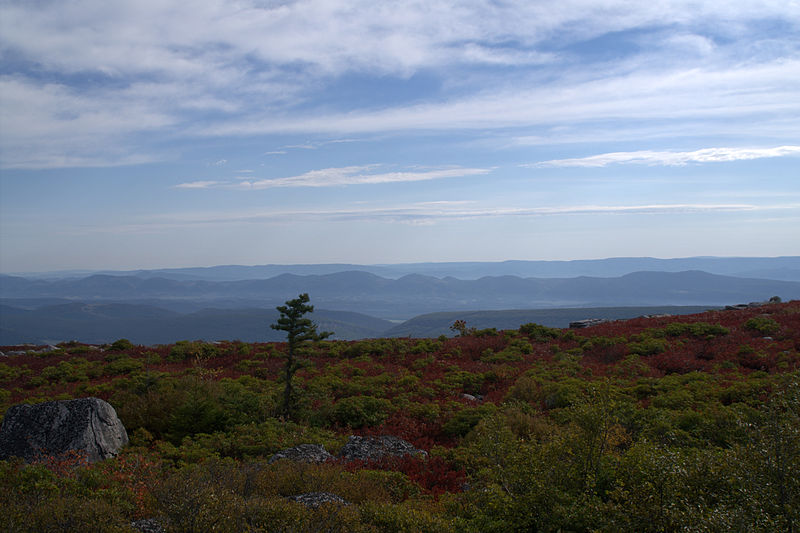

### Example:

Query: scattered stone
xmin=289 ymin=492 xmax=349 ymax=508
xmin=725 ymin=304 xmax=750 ymax=310
xmin=131 ymin=518 xmax=166 ymax=533
xmin=569 ymin=318 xmax=610 ymax=329
xmin=268 ymin=443 xmax=333 ymax=464
xmin=338 ymin=435 xmax=426 ymax=462
xmin=726 ymin=298 xmax=781 ymax=310
xmin=461 ymin=393 xmax=484 ymax=402
xmin=0 ymin=397 xmax=128 ymax=463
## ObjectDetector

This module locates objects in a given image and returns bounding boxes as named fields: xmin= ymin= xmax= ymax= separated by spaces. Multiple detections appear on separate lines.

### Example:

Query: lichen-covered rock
xmin=130 ymin=518 xmax=165 ymax=533
xmin=269 ymin=443 xmax=333 ymax=464
xmin=0 ymin=397 xmax=128 ymax=463
xmin=289 ymin=492 xmax=349 ymax=508
xmin=337 ymin=435 xmax=426 ymax=462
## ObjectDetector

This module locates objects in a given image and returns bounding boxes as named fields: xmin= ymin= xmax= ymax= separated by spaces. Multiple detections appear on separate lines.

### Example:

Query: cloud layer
xmin=2 ymin=0 xmax=799 ymax=168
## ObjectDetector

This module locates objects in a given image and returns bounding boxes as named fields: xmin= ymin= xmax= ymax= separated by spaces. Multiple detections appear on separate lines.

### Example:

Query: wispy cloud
xmin=129 ymin=201 xmax=792 ymax=231
xmin=198 ymin=59 xmax=800 ymax=137
xmin=534 ymin=146 xmax=800 ymax=168
xmin=173 ymin=181 xmax=221 ymax=189
xmin=175 ymin=166 xmax=492 ymax=190
xmin=3 ymin=1 xmax=799 ymax=168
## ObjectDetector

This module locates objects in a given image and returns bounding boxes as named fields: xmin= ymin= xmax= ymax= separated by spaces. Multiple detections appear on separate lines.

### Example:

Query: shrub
xmin=359 ymin=501 xmax=456 ymax=533
xmin=661 ymin=322 xmax=729 ymax=339
xmin=332 ymin=395 xmax=393 ymax=428
xmin=520 ymin=322 xmax=561 ymax=341
xmin=480 ymin=348 xmax=523 ymax=363
xmin=442 ymin=405 xmax=496 ymax=437
xmin=744 ymin=317 xmax=780 ymax=336
xmin=583 ymin=336 xmax=628 ymax=363
xmin=168 ymin=341 xmax=220 ymax=362
xmin=628 ymin=337 xmax=667 ymax=357
xmin=103 ymin=356 xmax=143 ymax=376
xmin=109 ymin=338 xmax=135 ymax=351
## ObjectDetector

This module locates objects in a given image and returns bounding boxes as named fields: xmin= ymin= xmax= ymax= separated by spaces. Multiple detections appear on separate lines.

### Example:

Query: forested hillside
xmin=1 ymin=301 xmax=798 ymax=532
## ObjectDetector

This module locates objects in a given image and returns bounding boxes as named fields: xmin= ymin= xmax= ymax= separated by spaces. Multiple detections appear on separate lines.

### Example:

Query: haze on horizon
xmin=1 ymin=1 xmax=799 ymax=273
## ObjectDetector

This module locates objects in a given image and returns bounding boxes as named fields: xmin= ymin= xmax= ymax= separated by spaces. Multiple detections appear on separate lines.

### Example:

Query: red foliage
xmin=91 ymin=451 xmax=162 ymax=518
xmin=361 ymin=411 xmax=447 ymax=449
xmin=340 ymin=454 xmax=466 ymax=496
xmin=32 ymin=449 xmax=89 ymax=477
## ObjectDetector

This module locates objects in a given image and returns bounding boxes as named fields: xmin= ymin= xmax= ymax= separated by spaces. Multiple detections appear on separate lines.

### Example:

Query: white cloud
xmin=534 ymin=146 xmax=800 ymax=167
xmin=175 ymin=166 xmax=492 ymax=189
xmin=134 ymin=201 xmax=792 ymax=230
xmin=239 ymin=166 xmax=491 ymax=189
xmin=2 ymin=1 xmax=799 ymax=168
xmin=173 ymin=181 xmax=221 ymax=189
xmin=198 ymin=58 xmax=800 ymax=136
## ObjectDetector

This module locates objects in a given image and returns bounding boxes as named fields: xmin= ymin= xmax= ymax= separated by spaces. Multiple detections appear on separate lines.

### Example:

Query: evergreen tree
xmin=271 ymin=293 xmax=332 ymax=419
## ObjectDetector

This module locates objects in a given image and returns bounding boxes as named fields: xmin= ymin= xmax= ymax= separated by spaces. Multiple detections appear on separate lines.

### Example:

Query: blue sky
xmin=1 ymin=0 xmax=799 ymax=273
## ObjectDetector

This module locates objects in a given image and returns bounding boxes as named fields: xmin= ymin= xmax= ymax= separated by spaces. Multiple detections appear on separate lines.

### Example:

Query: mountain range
xmin=12 ymin=256 xmax=800 ymax=281
xmin=2 ymin=256 xmax=798 ymax=345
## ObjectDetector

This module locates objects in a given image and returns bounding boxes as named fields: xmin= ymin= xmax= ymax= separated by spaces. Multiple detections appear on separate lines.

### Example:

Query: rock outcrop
xmin=0 ymin=397 xmax=128 ymax=463
xmin=269 ymin=443 xmax=333 ymax=464
xmin=569 ymin=318 xmax=611 ymax=328
xmin=289 ymin=492 xmax=349 ymax=508
xmin=337 ymin=435 xmax=426 ymax=462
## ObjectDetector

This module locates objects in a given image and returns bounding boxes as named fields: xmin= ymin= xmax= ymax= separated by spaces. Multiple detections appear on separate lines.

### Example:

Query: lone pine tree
xmin=271 ymin=293 xmax=332 ymax=419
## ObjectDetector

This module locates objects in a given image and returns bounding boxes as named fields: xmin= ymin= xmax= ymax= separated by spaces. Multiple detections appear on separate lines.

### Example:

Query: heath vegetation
xmin=0 ymin=300 xmax=798 ymax=532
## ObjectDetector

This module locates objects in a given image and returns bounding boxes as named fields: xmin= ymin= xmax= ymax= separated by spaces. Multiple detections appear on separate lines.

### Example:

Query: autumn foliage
xmin=0 ymin=301 xmax=798 ymax=531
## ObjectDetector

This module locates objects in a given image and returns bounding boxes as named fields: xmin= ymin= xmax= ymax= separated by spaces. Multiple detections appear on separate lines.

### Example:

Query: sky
xmin=1 ymin=0 xmax=799 ymax=273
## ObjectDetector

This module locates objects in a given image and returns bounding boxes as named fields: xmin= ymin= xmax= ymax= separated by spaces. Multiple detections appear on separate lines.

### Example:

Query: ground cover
xmin=1 ymin=301 xmax=798 ymax=531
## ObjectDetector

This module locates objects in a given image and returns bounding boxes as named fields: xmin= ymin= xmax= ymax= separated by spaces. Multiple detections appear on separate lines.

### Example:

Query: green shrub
xmin=519 ymin=322 xmax=561 ymax=341
xmin=628 ymin=337 xmax=667 ymax=356
xmin=103 ymin=356 xmax=143 ymax=376
xmin=481 ymin=349 xmax=523 ymax=363
xmin=410 ymin=339 xmax=443 ymax=354
xmin=360 ymin=501 xmax=456 ymax=533
xmin=109 ymin=338 xmax=135 ymax=351
xmin=660 ymin=322 xmax=730 ymax=339
xmin=442 ymin=405 xmax=496 ymax=438
xmin=332 ymin=395 xmax=393 ymax=428
xmin=744 ymin=317 xmax=780 ymax=336
xmin=168 ymin=340 xmax=220 ymax=362
xmin=0 ymin=363 xmax=25 ymax=383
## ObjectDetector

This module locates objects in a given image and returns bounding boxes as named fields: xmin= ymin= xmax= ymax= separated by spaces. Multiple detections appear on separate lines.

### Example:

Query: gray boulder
xmin=130 ymin=519 xmax=166 ymax=533
xmin=289 ymin=492 xmax=349 ymax=508
xmin=338 ymin=435 xmax=426 ymax=462
xmin=0 ymin=397 xmax=128 ymax=463
xmin=269 ymin=443 xmax=333 ymax=464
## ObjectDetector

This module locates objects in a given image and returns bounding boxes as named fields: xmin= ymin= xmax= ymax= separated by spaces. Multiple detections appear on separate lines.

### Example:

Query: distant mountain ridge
xmin=9 ymin=256 xmax=800 ymax=281
xmin=2 ymin=269 xmax=798 ymax=321
xmin=4 ymin=258 xmax=800 ymax=344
